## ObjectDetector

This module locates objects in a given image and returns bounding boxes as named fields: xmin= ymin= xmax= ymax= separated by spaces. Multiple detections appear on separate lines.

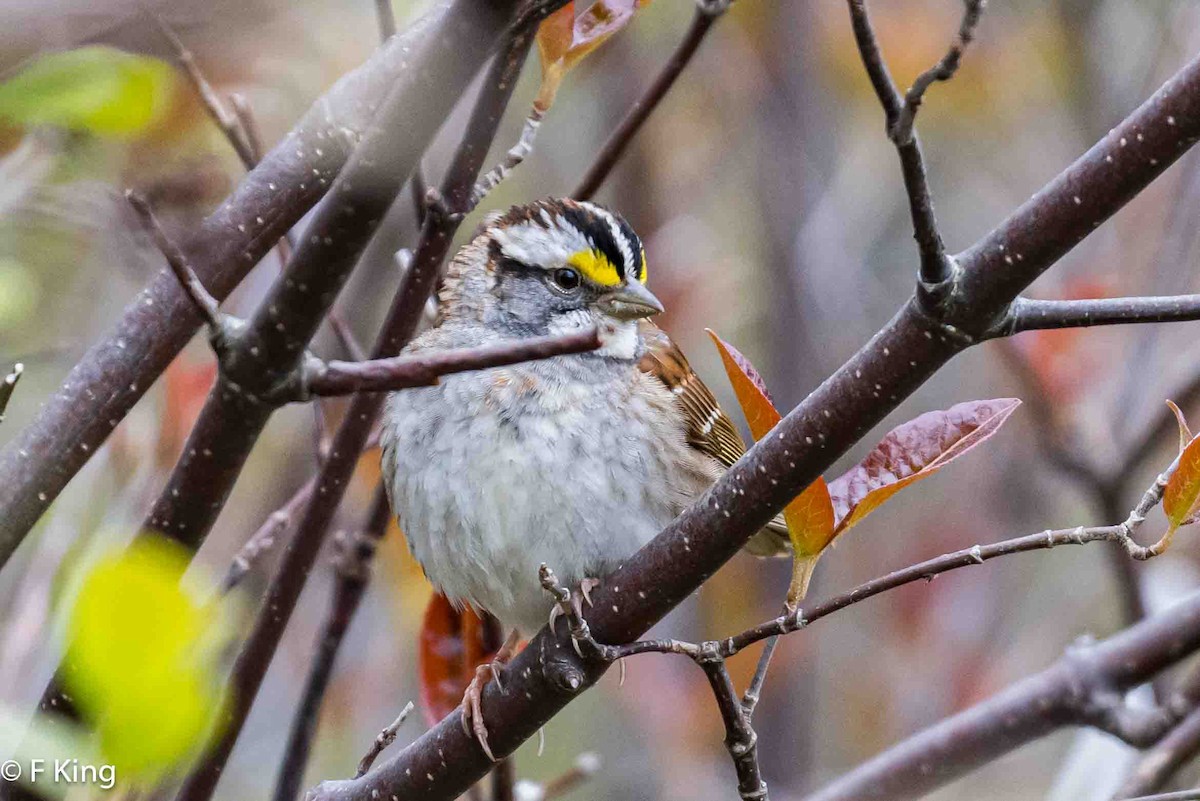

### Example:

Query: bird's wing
xmin=637 ymin=322 xmax=790 ymax=555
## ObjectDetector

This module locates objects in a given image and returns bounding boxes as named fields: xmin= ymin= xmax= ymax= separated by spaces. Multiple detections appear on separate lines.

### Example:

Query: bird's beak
xmin=598 ymin=282 xmax=665 ymax=320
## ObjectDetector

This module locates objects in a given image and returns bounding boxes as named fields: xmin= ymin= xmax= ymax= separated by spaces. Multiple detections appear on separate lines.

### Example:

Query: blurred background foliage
xmin=2 ymin=1 xmax=1200 ymax=799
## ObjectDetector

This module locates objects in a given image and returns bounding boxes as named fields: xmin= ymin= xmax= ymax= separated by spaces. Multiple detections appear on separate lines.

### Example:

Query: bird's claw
xmin=459 ymin=630 xmax=519 ymax=762
xmin=540 ymin=567 xmax=608 ymax=660
xmin=461 ymin=663 xmax=498 ymax=762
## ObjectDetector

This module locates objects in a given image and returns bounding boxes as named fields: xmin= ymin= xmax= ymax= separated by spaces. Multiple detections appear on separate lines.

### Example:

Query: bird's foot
xmin=539 ymin=565 xmax=611 ymax=660
xmin=460 ymin=629 xmax=520 ymax=762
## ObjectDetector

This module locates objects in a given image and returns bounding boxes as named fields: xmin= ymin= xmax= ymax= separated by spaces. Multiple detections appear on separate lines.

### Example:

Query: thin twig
xmin=151 ymin=14 xmax=256 ymax=168
xmin=273 ymin=485 xmax=394 ymax=801
xmin=0 ymin=363 xmax=23 ymax=424
xmin=357 ymin=701 xmax=416 ymax=778
xmin=126 ymin=191 xmax=222 ymax=329
xmin=986 ymin=293 xmax=1200 ymax=338
xmin=891 ymin=0 xmax=986 ymax=146
xmin=304 ymin=328 xmax=601 ymax=397
xmin=573 ymin=1 xmax=726 ymax=201
xmin=740 ymin=636 xmax=779 ymax=717
xmin=376 ymin=0 xmax=398 ymax=41
xmin=471 ymin=107 xmax=545 ymax=209
xmin=222 ymin=478 xmax=316 ymax=592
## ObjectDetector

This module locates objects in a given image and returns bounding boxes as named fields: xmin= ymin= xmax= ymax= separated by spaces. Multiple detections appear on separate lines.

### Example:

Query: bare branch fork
xmin=847 ymin=0 xmax=984 ymax=291
xmin=305 ymin=32 xmax=1200 ymax=801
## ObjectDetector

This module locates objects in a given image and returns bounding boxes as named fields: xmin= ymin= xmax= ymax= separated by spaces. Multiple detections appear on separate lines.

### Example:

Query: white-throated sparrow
xmin=379 ymin=198 xmax=787 ymax=754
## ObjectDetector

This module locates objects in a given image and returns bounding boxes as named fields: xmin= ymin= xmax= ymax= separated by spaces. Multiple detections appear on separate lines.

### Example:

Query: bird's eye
xmin=550 ymin=267 xmax=582 ymax=292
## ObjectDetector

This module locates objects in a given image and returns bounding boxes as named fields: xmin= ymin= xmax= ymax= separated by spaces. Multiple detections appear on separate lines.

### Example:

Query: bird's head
xmin=440 ymin=198 xmax=663 ymax=359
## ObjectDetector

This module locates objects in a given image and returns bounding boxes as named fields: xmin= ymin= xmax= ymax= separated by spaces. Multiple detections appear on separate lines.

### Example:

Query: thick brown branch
xmin=985 ymin=294 xmax=1200 ymax=338
xmin=572 ymin=1 xmax=727 ymax=201
xmin=799 ymin=592 xmax=1200 ymax=801
xmin=0 ymin=0 xmax=491 ymax=566
xmin=304 ymin=329 xmax=601 ymax=396
xmin=305 ymin=48 xmax=1200 ymax=801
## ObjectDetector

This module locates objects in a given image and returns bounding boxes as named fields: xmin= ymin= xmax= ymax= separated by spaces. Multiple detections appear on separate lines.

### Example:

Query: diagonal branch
xmin=125 ymin=192 xmax=223 ymax=329
xmin=984 ymin=293 xmax=1200 ymax=338
xmin=0 ymin=0 xmax=528 ymax=568
xmin=272 ymin=485 xmax=393 ymax=801
xmin=174 ymin=23 xmax=543 ymax=801
xmin=304 ymin=43 xmax=1200 ymax=801
xmin=799 ymin=592 xmax=1200 ymax=801
xmin=572 ymin=0 xmax=730 ymax=201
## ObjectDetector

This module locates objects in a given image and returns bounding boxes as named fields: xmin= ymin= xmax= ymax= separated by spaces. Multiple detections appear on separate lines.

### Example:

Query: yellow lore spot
xmin=567 ymin=249 xmax=622 ymax=287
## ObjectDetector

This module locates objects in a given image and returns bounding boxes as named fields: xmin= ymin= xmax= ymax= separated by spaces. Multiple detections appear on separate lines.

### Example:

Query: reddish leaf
xmin=535 ymin=0 xmax=649 ymax=110
xmin=418 ymin=593 xmax=497 ymax=726
xmin=535 ymin=3 xmax=576 ymax=69
xmin=707 ymin=329 xmax=835 ymax=596
xmin=706 ymin=329 xmax=779 ymax=441
xmin=1167 ymin=399 xmax=1193 ymax=454
xmin=783 ymin=476 xmax=835 ymax=558
xmin=828 ymin=399 xmax=1022 ymax=537
xmin=1164 ymin=430 xmax=1200 ymax=533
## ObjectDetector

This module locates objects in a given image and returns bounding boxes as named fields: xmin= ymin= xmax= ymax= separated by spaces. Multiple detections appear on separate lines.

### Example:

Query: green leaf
xmin=0 ymin=47 xmax=173 ymax=137
xmin=61 ymin=534 xmax=228 ymax=782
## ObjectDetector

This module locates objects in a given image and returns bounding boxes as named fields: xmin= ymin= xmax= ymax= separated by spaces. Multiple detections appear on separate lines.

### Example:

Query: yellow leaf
xmin=61 ymin=535 xmax=228 ymax=782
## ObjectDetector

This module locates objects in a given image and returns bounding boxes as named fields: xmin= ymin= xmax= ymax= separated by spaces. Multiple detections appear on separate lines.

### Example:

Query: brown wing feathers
xmin=637 ymin=322 xmax=790 ymax=554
